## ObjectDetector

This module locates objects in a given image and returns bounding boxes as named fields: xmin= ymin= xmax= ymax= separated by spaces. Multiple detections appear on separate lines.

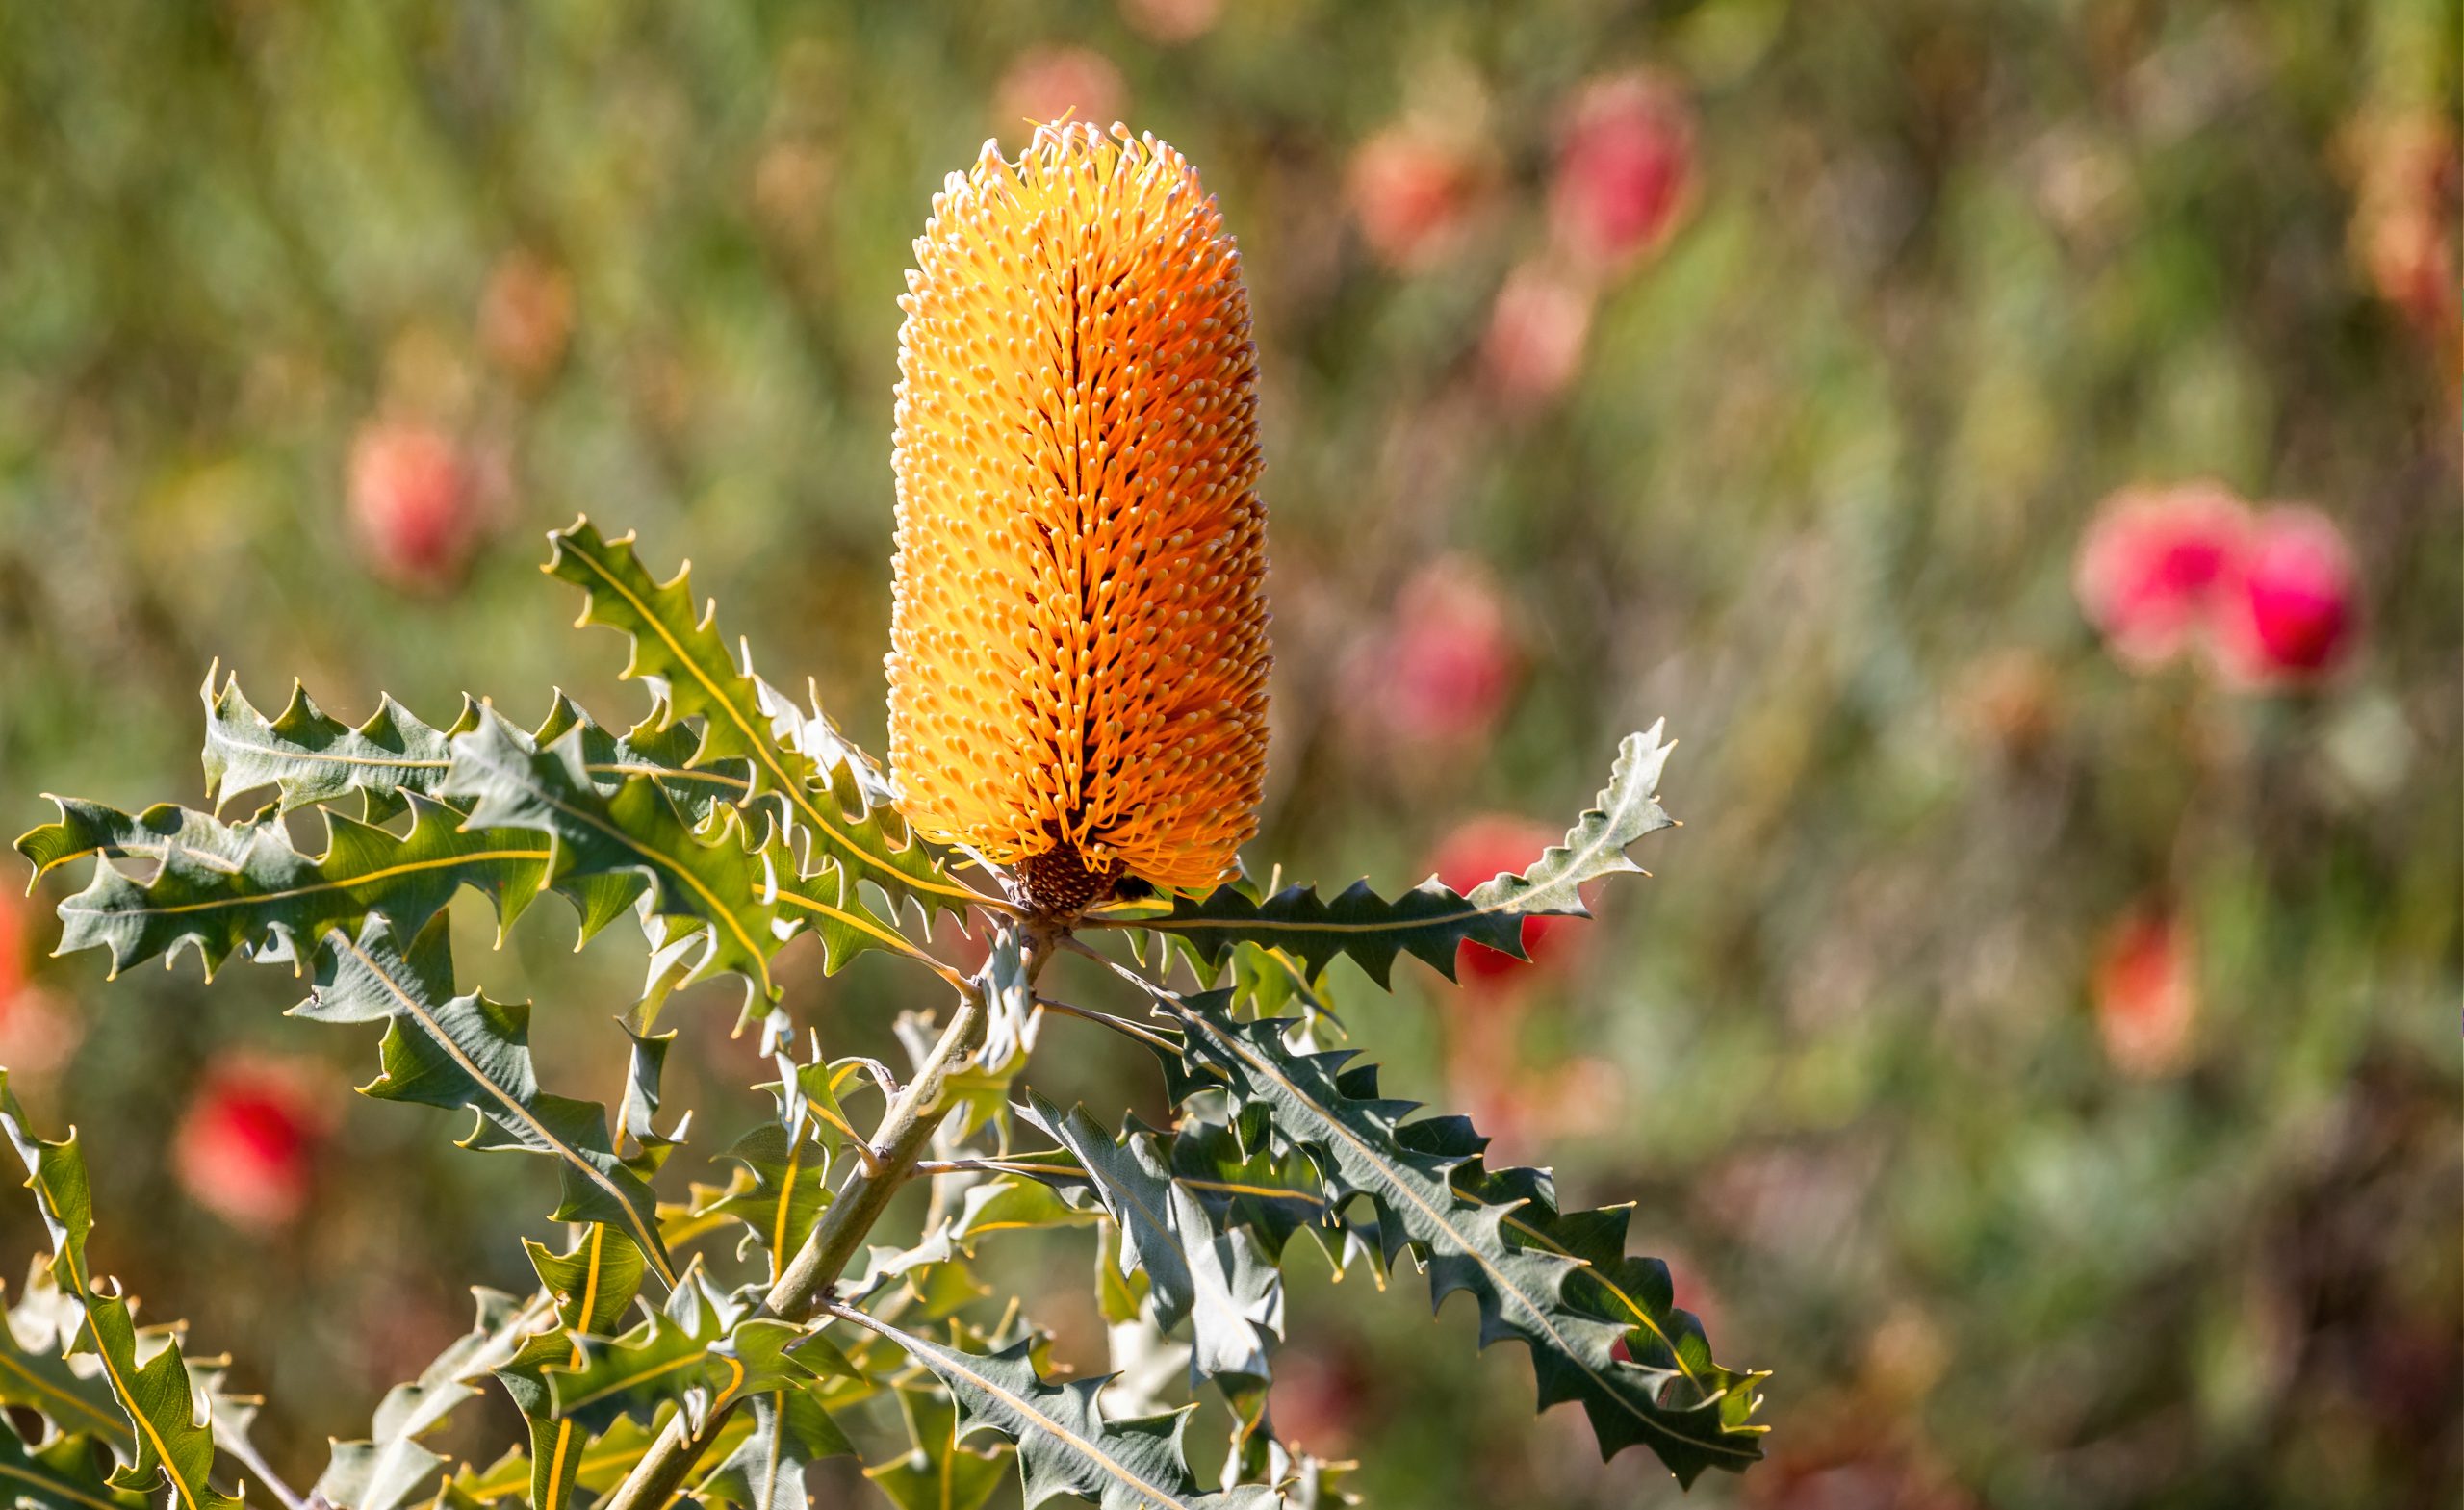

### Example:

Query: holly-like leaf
xmin=442 ymin=706 xmax=783 ymax=1007
xmin=201 ymin=671 xmax=473 ymax=815
xmin=690 ymin=1388 xmax=853 ymax=1510
xmin=947 ymin=1173 xmax=1105 ymax=1253
xmin=827 ymin=1308 xmax=1276 ymax=1510
xmin=541 ymin=1269 xmax=811 ymax=1436
xmin=0 ymin=1420 xmax=149 ymax=1510
xmin=201 ymin=671 xmax=753 ymax=827
xmin=861 ymin=1387 xmax=1011 ymax=1510
xmin=442 ymin=1413 xmax=758 ymax=1510
xmin=492 ymin=1227 xmax=651 ymax=1510
xmin=314 ymin=1288 xmax=549 ymax=1510
xmin=542 ymin=518 xmax=982 ymax=922
xmin=39 ymin=795 xmax=554 ymax=982
xmin=295 ymin=913 xmax=676 ymax=1286
xmin=1167 ymin=1113 xmax=1331 ymax=1265
xmin=1135 ymin=988 xmax=1768 ymax=1487
xmin=0 ymin=1074 xmax=242 ymax=1510
xmin=702 ymin=1123 xmax=833 ymax=1282
xmin=1 ymin=1269 xmax=132 ymax=1459
xmin=1024 ymin=1097 xmax=1280 ymax=1384
xmin=14 ymin=800 xmax=261 ymax=884
xmin=1090 ymin=727 xmax=1677 ymax=986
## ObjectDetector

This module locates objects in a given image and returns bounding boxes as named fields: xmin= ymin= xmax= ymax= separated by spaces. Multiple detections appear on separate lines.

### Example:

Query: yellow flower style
xmin=886 ymin=122 xmax=1270 ymax=911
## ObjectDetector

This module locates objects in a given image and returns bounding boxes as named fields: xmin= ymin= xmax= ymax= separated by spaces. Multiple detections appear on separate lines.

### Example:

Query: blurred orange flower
xmin=477 ymin=249 xmax=573 ymax=386
xmin=1348 ymin=122 xmax=1485 ymax=271
xmin=2093 ymin=904 xmax=2197 ymax=1078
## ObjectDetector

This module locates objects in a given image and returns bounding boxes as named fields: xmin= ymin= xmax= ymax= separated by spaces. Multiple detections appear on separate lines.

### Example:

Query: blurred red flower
xmin=1550 ymin=73 xmax=1696 ymax=271
xmin=1482 ymin=260 xmax=1594 ymax=405
xmin=0 ymin=890 xmax=78 ymax=1075
xmin=174 ymin=1057 xmax=334 ymax=1230
xmin=1430 ymin=815 xmax=1578 ymax=986
xmin=2211 ymin=506 xmax=2361 ymax=688
xmin=2092 ymin=905 xmax=2196 ymax=1078
xmin=2072 ymin=481 xmax=2248 ymax=670
xmin=994 ymin=47 xmax=1126 ymax=136
xmin=349 ymin=421 xmax=481 ymax=592
xmin=1348 ymin=123 xmax=1483 ymax=272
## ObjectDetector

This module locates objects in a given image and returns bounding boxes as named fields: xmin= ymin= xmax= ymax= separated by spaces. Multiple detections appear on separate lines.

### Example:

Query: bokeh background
xmin=2 ymin=3 xmax=2457 ymax=1507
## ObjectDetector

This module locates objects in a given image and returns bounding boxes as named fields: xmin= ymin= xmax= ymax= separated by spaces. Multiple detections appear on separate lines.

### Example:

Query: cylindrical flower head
xmin=887 ymin=122 xmax=1270 ymax=906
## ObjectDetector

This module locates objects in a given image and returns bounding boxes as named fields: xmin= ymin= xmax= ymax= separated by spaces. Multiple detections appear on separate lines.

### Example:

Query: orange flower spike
xmin=887 ymin=122 xmax=1270 ymax=911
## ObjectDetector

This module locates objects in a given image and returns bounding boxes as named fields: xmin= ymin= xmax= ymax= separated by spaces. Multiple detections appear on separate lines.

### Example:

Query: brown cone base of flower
xmin=1017 ymin=839 xmax=1127 ymax=921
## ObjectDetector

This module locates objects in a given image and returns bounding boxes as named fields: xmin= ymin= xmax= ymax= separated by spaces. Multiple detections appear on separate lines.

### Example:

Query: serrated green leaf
xmin=442 ymin=1413 xmax=758 ymax=1510
xmin=295 ymin=913 xmax=676 ymax=1285
xmin=313 ymin=1289 xmax=549 ymax=1510
xmin=1133 ymin=988 xmax=1768 ymax=1486
xmin=1 ymin=1271 xmax=131 ymax=1458
xmin=690 ymin=1388 xmax=853 ymax=1510
xmin=1023 ymin=1097 xmax=1279 ymax=1384
xmin=0 ymin=1074 xmax=241 ymax=1510
xmin=40 ymin=795 xmax=551 ymax=982
xmin=201 ymin=671 xmax=474 ymax=815
xmin=862 ymin=1387 xmax=1011 ymax=1510
xmin=702 ymin=1123 xmax=833 ymax=1282
xmin=1091 ymin=727 xmax=1676 ymax=986
xmin=14 ymin=800 xmax=261 ymax=884
xmin=948 ymin=1173 xmax=1105 ymax=1253
xmin=828 ymin=1310 xmax=1273 ymax=1510
xmin=0 ymin=1421 xmax=148 ymax=1510
xmin=493 ymin=1227 xmax=651 ymax=1510
xmin=202 ymin=672 xmax=754 ymax=827
xmin=544 ymin=518 xmax=986 ymax=924
xmin=1167 ymin=1114 xmax=1330 ymax=1265
xmin=443 ymin=706 xmax=783 ymax=1007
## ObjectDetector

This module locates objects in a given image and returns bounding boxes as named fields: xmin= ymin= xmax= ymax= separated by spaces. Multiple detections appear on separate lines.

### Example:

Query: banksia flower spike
xmin=887 ymin=121 xmax=1270 ymax=913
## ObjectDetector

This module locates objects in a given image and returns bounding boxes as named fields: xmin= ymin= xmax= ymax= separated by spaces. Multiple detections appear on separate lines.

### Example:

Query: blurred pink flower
xmin=174 ymin=1056 xmax=335 ymax=1230
xmin=349 ymin=421 xmax=480 ymax=592
xmin=1482 ymin=260 xmax=1594 ymax=405
xmin=2072 ymin=481 xmax=2249 ymax=670
xmin=1550 ymin=73 xmax=1697 ymax=271
xmin=1118 ymin=0 xmax=1220 ymax=44
xmin=1346 ymin=555 xmax=1518 ymax=747
xmin=2212 ymin=506 xmax=2361 ymax=687
xmin=994 ymin=47 xmax=1126 ymax=135
xmin=478 ymin=249 xmax=573 ymax=386
xmin=1430 ymin=816 xmax=1579 ymax=988
xmin=2093 ymin=905 xmax=2196 ymax=1078
xmin=1348 ymin=123 xmax=1483 ymax=271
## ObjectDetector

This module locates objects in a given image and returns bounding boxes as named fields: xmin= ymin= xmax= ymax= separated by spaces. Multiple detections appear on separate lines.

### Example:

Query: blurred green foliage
xmin=1 ymin=3 xmax=2455 ymax=1507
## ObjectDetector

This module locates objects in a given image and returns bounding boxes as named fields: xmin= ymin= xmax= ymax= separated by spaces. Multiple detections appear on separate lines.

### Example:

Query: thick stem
xmin=599 ymin=921 xmax=1057 ymax=1510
